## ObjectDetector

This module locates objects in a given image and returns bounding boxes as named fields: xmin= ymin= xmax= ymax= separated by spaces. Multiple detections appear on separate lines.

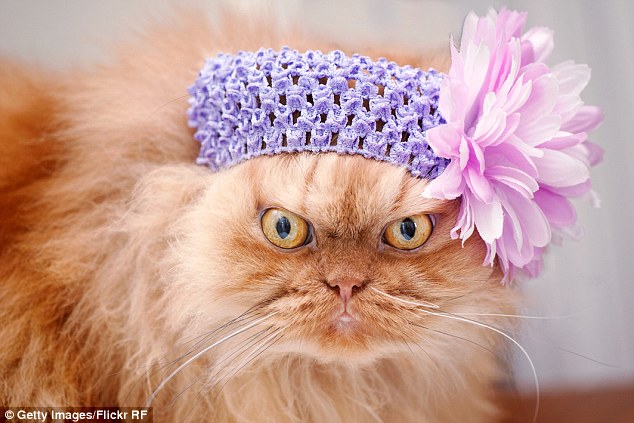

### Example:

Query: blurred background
xmin=1 ymin=0 xmax=632 ymax=401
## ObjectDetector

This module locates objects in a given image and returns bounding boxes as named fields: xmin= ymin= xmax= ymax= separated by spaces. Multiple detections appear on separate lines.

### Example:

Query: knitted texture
xmin=188 ymin=48 xmax=449 ymax=178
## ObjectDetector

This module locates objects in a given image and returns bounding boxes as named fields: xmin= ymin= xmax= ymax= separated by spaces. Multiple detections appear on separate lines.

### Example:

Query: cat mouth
xmin=334 ymin=304 xmax=359 ymax=329
xmin=337 ymin=310 xmax=356 ymax=325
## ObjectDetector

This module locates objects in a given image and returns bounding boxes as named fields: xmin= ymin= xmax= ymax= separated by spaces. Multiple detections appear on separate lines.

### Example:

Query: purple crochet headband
xmin=187 ymin=48 xmax=449 ymax=179
xmin=188 ymin=7 xmax=603 ymax=282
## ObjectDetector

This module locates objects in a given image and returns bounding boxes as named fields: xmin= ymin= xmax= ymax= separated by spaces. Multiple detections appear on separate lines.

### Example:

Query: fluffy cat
xmin=0 ymin=12 xmax=520 ymax=423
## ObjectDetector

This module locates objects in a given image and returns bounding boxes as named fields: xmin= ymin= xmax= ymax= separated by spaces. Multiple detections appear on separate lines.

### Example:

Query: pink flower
xmin=424 ymin=8 xmax=603 ymax=282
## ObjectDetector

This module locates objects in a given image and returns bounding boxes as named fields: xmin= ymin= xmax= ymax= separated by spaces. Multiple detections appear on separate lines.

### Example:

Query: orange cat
xmin=0 ymin=13 xmax=520 ymax=423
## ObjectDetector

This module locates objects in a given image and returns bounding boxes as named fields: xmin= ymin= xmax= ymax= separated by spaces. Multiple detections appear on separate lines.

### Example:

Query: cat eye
xmin=383 ymin=214 xmax=433 ymax=250
xmin=261 ymin=208 xmax=311 ymax=249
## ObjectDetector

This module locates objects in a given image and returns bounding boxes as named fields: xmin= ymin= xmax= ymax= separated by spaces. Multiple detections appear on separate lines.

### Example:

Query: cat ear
xmin=0 ymin=60 xmax=60 ymax=191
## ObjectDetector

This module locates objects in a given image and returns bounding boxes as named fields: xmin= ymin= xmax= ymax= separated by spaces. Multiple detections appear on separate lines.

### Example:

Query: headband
xmin=187 ymin=7 xmax=603 ymax=282
xmin=188 ymin=49 xmax=449 ymax=178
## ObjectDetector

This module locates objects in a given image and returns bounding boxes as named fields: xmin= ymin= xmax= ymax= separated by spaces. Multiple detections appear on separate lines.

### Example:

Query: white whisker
xmin=372 ymin=287 xmax=539 ymax=423
xmin=369 ymin=287 xmax=439 ymax=309
xmin=144 ymin=311 xmax=278 ymax=407
xmin=179 ymin=311 xmax=268 ymax=359
xmin=454 ymin=311 xmax=581 ymax=320
xmin=122 ymin=309 xmax=265 ymax=406
xmin=418 ymin=309 xmax=539 ymax=423
xmin=205 ymin=324 xmax=290 ymax=396
xmin=167 ymin=326 xmax=275 ymax=407
xmin=203 ymin=326 xmax=289 ymax=422
xmin=237 ymin=324 xmax=289 ymax=368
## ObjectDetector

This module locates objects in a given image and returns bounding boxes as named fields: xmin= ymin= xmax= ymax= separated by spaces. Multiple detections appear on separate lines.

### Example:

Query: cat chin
xmin=266 ymin=336 xmax=419 ymax=367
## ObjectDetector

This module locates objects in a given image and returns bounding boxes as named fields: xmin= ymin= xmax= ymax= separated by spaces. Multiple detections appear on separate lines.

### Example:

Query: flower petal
xmin=521 ymin=26 xmax=554 ymax=64
xmin=427 ymin=123 xmax=462 ymax=158
xmin=452 ymin=193 xmax=475 ymax=241
xmin=471 ymin=192 xmax=503 ymax=243
xmin=497 ymin=7 xmax=528 ymax=39
xmin=467 ymin=164 xmax=494 ymax=203
xmin=487 ymin=165 xmax=538 ymax=198
xmin=516 ymin=114 xmax=561 ymax=146
xmin=562 ymin=105 xmax=604 ymax=133
xmin=552 ymin=61 xmax=590 ymax=97
xmin=534 ymin=148 xmax=589 ymax=187
xmin=516 ymin=73 xmax=558 ymax=123
xmin=584 ymin=140 xmax=604 ymax=166
xmin=549 ymin=180 xmax=592 ymax=197
xmin=486 ymin=137 xmax=539 ymax=178
xmin=505 ymin=188 xmax=551 ymax=247
xmin=534 ymin=188 xmax=576 ymax=227
xmin=459 ymin=136 xmax=470 ymax=170
xmin=540 ymin=132 xmax=586 ymax=150
xmin=473 ymin=108 xmax=507 ymax=146
xmin=423 ymin=160 xmax=465 ymax=199
xmin=462 ymin=42 xmax=492 ymax=127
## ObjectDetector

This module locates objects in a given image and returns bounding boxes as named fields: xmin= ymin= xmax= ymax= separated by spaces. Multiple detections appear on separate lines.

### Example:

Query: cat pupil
xmin=276 ymin=216 xmax=291 ymax=239
xmin=400 ymin=218 xmax=416 ymax=241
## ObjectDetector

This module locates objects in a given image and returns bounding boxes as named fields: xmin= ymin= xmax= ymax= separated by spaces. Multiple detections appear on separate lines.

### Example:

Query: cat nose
xmin=327 ymin=278 xmax=364 ymax=303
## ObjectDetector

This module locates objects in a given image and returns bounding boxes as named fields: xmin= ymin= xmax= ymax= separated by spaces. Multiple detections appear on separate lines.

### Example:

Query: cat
xmin=0 ymin=12 xmax=521 ymax=423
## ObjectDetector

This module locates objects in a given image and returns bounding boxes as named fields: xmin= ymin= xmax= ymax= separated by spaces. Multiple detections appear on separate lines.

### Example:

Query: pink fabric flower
xmin=424 ymin=8 xmax=603 ymax=282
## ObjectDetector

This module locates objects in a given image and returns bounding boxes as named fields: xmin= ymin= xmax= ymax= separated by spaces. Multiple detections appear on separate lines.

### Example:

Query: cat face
xmin=165 ymin=152 xmax=510 ymax=364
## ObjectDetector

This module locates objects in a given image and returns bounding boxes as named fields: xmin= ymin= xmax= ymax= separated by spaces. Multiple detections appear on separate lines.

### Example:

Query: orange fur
xmin=0 ymin=13 xmax=517 ymax=422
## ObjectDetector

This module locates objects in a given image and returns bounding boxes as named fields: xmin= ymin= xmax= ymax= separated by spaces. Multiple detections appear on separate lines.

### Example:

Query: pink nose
xmin=328 ymin=278 xmax=364 ymax=304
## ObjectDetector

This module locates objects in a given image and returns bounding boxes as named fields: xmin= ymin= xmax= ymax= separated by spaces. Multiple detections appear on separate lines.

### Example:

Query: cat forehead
xmin=244 ymin=154 xmax=446 ymax=223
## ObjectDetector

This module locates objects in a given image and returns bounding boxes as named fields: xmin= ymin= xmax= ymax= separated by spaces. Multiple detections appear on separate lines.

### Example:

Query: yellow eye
xmin=383 ymin=214 xmax=433 ymax=250
xmin=261 ymin=208 xmax=310 ymax=249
